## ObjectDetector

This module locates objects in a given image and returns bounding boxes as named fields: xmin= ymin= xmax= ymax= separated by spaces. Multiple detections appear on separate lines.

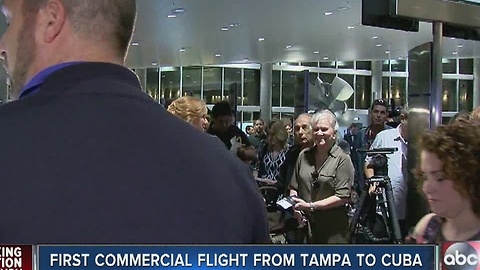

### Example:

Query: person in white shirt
xmin=364 ymin=105 xmax=409 ymax=237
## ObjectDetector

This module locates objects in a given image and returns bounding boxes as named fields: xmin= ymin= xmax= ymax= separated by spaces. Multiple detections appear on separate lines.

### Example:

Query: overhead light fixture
xmin=398 ymin=56 xmax=404 ymax=60
xmin=243 ymin=58 xmax=249 ymax=62
xmin=323 ymin=56 xmax=329 ymax=60
xmin=179 ymin=48 xmax=186 ymax=52
xmin=453 ymin=51 xmax=458 ymax=55
xmin=372 ymin=36 xmax=379 ymax=39
xmin=229 ymin=23 xmax=239 ymax=27
xmin=152 ymin=62 xmax=158 ymax=66
xmin=167 ymin=14 xmax=176 ymax=18
xmin=450 ymin=37 xmax=456 ymax=40
xmin=258 ymin=37 xmax=265 ymax=41
xmin=314 ymin=51 xmax=319 ymax=54
xmin=324 ymin=11 xmax=333 ymax=16
xmin=385 ymin=50 xmax=391 ymax=54
xmin=285 ymin=45 xmax=292 ymax=49
xmin=172 ymin=7 xmax=186 ymax=14
xmin=337 ymin=6 xmax=350 ymax=11
xmin=376 ymin=44 xmax=382 ymax=47
xmin=458 ymin=44 xmax=464 ymax=48
xmin=353 ymin=117 xmax=360 ymax=121
xmin=221 ymin=27 xmax=229 ymax=31
xmin=348 ymin=26 xmax=355 ymax=29
xmin=215 ymin=54 xmax=221 ymax=57
xmin=131 ymin=42 xmax=139 ymax=46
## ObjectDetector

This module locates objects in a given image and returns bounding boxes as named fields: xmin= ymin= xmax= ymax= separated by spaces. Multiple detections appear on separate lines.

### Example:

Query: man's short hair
xmin=22 ymin=0 xmax=137 ymax=58
xmin=211 ymin=101 xmax=233 ymax=118
xmin=371 ymin=99 xmax=388 ymax=110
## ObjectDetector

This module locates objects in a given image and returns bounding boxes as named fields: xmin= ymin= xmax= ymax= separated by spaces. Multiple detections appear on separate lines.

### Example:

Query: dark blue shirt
xmin=19 ymin=62 xmax=83 ymax=99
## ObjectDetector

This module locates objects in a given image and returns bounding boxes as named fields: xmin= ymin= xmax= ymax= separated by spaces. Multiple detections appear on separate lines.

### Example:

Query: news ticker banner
xmin=0 ymin=245 xmax=441 ymax=270
xmin=5 ymin=242 xmax=480 ymax=270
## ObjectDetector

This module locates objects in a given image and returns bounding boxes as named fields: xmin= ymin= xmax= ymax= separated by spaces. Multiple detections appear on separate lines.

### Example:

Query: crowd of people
xmin=166 ymin=95 xmax=480 ymax=245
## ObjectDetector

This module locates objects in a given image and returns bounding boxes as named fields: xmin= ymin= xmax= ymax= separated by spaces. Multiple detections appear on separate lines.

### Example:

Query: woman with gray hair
xmin=289 ymin=110 xmax=354 ymax=243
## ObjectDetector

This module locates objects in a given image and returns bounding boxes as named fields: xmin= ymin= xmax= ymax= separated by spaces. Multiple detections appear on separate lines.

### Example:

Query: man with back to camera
xmin=0 ymin=0 xmax=268 ymax=244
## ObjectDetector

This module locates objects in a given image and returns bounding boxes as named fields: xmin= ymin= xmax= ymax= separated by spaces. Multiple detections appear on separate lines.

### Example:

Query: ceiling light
xmin=376 ymin=44 xmax=382 ymax=47
xmin=152 ymin=62 xmax=158 ymax=66
xmin=323 ymin=57 xmax=329 ymax=60
xmin=337 ymin=6 xmax=350 ymax=11
xmin=348 ymin=26 xmax=355 ymax=29
xmin=258 ymin=37 xmax=265 ymax=41
xmin=372 ymin=36 xmax=379 ymax=39
xmin=172 ymin=7 xmax=186 ymax=13
xmin=324 ymin=11 xmax=333 ymax=16
xmin=229 ymin=23 xmax=239 ymax=27
xmin=285 ymin=45 xmax=292 ymax=49
xmin=167 ymin=14 xmax=176 ymax=18
xmin=215 ymin=54 xmax=221 ymax=57
xmin=458 ymin=44 xmax=464 ymax=48
xmin=243 ymin=58 xmax=249 ymax=62
xmin=314 ymin=51 xmax=319 ymax=54
xmin=131 ymin=42 xmax=139 ymax=46
xmin=398 ymin=56 xmax=404 ymax=60
xmin=179 ymin=48 xmax=186 ymax=52
xmin=453 ymin=51 xmax=458 ymax=55
xmin=221 ymin=27 xmax=229 ymax=31
xmin=450 ymin=37 xmax=456 ymax=40
xmin=385 ymin=50 xmax=391 ymax=54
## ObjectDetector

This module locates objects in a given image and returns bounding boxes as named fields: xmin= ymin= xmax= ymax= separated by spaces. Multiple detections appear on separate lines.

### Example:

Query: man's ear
xmin=42 ymin=0 xmax=66 ymax=43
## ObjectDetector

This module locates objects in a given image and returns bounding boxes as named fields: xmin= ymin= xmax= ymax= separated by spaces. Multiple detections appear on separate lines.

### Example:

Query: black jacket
xmin=0 ymin=62 xmax=268 ymax=244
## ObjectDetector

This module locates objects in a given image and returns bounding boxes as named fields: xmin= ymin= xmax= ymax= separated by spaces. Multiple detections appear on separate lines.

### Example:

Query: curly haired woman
xmin=167 ymin=96 xmax=209 ymax=131
xmin=407 ymin=120 xmax=480 ymax=243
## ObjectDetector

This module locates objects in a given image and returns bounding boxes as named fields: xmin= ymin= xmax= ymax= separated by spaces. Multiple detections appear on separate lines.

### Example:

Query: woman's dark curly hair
xmin=414 ymin=120 xmax=480 ymax=217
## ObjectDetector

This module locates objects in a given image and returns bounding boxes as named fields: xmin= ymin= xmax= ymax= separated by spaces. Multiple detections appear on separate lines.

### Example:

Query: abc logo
xmin=444 ymin=242 xmax=478 ymax=270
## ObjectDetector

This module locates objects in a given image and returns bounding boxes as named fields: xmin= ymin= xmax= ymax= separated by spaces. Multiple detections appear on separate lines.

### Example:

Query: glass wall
xmin=203 ymin=67 xmax=222 ymax=104
xmin=356 ymin=75 xmax=372 ymax=109
xmin=160 ymin=68 xmax=181 ymax=101
xmin=134 ymin=58 xmax=476 ymax=125
xmin=146 ymin=68 xmax=159 ymax=102
xmin=182 ymin=67 xmax=201 ymax=98
xmin=243 ymin=69 xmax=260 ymax=106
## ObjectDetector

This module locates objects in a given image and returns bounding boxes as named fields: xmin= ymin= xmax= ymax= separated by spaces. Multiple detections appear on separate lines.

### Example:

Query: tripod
xmin=349 ymin=149 xmax=402 ymax=244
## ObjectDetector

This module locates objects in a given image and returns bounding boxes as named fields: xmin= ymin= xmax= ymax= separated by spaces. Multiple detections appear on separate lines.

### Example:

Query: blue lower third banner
xmin=37 ymin=245 xmax=436 ymax=270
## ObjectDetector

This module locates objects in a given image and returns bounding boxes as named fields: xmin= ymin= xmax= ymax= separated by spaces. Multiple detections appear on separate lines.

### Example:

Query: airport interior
xmin=0 ymin=0 xmax=478 ymax=127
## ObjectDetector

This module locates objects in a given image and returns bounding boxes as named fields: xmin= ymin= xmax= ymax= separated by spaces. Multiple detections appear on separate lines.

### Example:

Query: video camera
xmin=357 ymin=148 xmax=398 ymax=177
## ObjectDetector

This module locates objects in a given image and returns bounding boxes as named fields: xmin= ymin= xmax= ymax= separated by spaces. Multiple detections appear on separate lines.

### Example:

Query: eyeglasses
xmin=311 ymin=171 xmax=320 ymax=188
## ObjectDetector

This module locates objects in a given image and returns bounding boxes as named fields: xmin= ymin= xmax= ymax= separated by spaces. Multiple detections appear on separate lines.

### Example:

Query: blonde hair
xmin=266 ymin=120 xmax=289 ymax=149
xmin=471 ymin=106 xmax=480 ymax=120
xmin=167 ymin=96 xmax=207 ymax=125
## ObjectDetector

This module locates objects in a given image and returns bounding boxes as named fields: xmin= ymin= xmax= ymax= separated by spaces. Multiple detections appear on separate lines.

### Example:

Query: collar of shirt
xmin=394 ymin=124 xmax=407 ymax=144
xmin=19 ymin=62 xmax=84 ymax=99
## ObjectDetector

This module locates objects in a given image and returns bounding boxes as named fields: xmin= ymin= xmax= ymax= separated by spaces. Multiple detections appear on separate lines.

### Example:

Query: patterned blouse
xmin=260 ymin=147 xmax=289 ymax=181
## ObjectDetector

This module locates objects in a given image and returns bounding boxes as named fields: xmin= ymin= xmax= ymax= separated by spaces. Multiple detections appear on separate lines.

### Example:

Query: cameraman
xmin=364 ymin=106 xmax=409 ymax=238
